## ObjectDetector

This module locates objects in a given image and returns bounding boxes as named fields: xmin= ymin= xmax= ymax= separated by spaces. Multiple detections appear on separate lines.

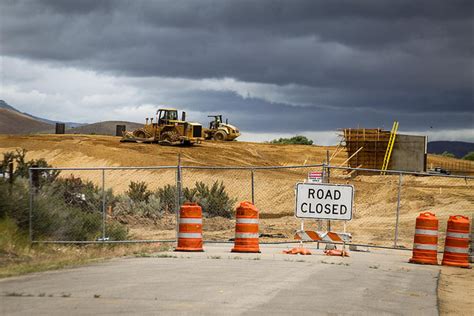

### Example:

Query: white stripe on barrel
xmin=178 ymin=232 xmax=202 ymax=239
xmin=179 ymin=218 xmax=202 ymax=224
xmin=444 ymin=246 xmax=469 ymax=254
xmin=415 ymin=229 xmax=438 ymax=236
xmin=235 ymin=233 xmax=259 ymax=239
xmin=236 ymin=218 xmax=259 ymax=224
xmin=414 ymin=243 xmax=438 ymax=251
xmin=446 ymin=232 xmax=469 ymax=239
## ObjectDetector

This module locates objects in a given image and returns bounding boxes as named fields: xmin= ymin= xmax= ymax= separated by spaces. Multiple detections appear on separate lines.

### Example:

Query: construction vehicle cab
xmin=121 ymin=108 xmax=204 ymax=145
xmin=204 ymin=115 xmax=241 ymax=141
xmin=157 ymin=109 xmax=178 ymax=125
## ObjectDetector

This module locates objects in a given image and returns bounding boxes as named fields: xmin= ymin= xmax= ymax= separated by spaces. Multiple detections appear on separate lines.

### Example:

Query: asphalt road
xmin=0 ymin=244 xmax=440 ymax=315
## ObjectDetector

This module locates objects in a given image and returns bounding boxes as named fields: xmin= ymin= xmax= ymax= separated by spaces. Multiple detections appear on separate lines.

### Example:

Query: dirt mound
xmin=0 ymin=134 xmax=340 ymax=167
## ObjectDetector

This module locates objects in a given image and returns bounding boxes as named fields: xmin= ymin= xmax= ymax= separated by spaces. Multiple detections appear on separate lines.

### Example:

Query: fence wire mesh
xmin=29 ymin=164 xmax=474 ymax=251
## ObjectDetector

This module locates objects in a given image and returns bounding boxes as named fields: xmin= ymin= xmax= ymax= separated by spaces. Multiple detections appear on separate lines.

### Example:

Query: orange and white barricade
xmin=409 ymin=212 xmax=439 ymax=265
xmin=294 ymin=230 xmax=352 ymax=243
xmin=175 ymin=203 xmax=204 ymax=252
xmin=442 ymin=215 xmax=470 ymax=268
xmin=231 ymin=201 xmax=260 ymax=253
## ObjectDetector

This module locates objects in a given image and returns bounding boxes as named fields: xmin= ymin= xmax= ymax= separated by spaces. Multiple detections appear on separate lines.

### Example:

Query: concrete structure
xmin=390 ymin=134 xmax=427 ymax=172
xmin=0 ymin=244 xmax=440 ymax=315
xmin=342 ymin=128 xmax=426 ymax=172
xmin=55 ymin=123 xmax=65 ymax=135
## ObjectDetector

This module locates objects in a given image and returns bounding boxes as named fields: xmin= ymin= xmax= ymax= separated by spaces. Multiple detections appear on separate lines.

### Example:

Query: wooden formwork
xmin=341 ymin=128 xmax=392 ymax=170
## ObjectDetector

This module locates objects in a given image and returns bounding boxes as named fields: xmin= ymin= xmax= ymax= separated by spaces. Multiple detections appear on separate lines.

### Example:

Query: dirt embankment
xmin=0 ymin=134 xmax=342 ymax=167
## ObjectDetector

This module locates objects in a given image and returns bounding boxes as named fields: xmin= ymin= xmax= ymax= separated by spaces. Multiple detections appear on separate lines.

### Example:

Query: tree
xmin=270 ymin=135 xmax=313 ymax=145
xmin=462 ymin=151 xmax=474 ymax=161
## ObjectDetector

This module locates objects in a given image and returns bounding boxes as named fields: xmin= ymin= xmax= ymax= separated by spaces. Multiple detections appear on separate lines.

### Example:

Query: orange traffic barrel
xmin=409 ymin=212 xmax=439 ymax=265
xmin=231 ymin=201 xmax=260 ymax=253
xmin=442 ymin=215 xmax=470 ymax=268
xmin=175 ymin=203 xmax=204 ymax=252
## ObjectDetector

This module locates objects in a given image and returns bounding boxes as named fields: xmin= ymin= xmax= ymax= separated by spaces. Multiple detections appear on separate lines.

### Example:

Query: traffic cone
xmin=409 ymin=212 xmax=439 ymax=265
xmin=442 ymin=215 xmax=470 ymax=268
xmin=175 ymin=203 xmax=204 ymax=252
xmin=231 ymin=201 xmax=260 ymax=253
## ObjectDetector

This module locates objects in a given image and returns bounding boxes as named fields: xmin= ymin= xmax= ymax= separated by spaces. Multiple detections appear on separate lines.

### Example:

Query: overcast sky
xmin=1 ymin=0 xmax=473 ymax=144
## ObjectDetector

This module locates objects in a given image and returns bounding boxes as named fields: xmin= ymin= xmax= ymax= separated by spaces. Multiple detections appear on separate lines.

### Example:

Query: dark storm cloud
xmin=1 ymin=0 xmax=473 ymax=132
xmin=168 ymin=90 xmax=473 ymax=133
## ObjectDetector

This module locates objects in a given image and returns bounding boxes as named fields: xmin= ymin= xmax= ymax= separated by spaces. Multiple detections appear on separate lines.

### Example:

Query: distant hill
xmin=427 ymin=141 xmax=474 ymax=158
xmin=0 ymin=100 xmax=84 ymax=129
xmin=65 ymin=121 xmax=143 ymax=136
xmin=0 ymin=108 xmax=53 ymax=134
xmin=0 ymin=100 xmax=140 ymax=136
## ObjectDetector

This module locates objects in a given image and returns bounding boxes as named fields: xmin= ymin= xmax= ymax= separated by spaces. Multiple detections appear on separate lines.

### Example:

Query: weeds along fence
xmin=28 ymin=164 xmax=474 ymax=251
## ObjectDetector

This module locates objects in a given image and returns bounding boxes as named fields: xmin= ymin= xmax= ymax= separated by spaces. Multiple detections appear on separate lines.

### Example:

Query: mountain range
xmin=427 ymin=141 xmax=474 ymax=158
xmin=0 ymin=100 xmax=141 ymax=135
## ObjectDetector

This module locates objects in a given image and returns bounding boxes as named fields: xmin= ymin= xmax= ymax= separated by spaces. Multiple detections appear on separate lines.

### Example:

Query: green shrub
xmin=1 ymin=149 xmax=59 ymax=186
xmin=49 ymin=175 xmax=103 ymax=212
xmin=0 ymin=150 xmax=128 ymax=241
xmin=186 ymin=181 xmax=236 ymax=218
xmin=113 ymin=194 xmax=163 ymax=218
xmin=155 ymin=184 xmax=177 ymax=213
xmin=462 ymin=151 xmax=474 ymax=161
xmin=106 ymin=222 xmax=129 ymax=240
xmin=0 ymin=178 xmax=30 ymax=228
xmin=126 ymin=181 xmax=152 ymax=203
xmin=270 ymin=135 xmax=313 ymax=145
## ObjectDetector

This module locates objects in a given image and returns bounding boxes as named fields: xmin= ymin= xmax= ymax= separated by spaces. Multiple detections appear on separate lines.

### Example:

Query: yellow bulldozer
xmin=121 ymin=108 xmax=204 ymax=145
xmin=203 ymin=115 xmax=241 ymax=141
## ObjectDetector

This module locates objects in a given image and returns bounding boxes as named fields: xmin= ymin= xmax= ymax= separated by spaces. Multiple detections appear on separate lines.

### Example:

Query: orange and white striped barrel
xmin=231 ymin=201 xmax=260 ymax=253
xmin=175 ymin=203 xmax=204 ymax=252
xmin=409 ymin=212 xmax=438 ymax=265
xmin=442 ymin=215 xmax=470 ymax=268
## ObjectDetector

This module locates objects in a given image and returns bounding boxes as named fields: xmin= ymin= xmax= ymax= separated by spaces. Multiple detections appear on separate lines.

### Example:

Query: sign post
xmin=294 ymin=182 xmax=354 ymax=254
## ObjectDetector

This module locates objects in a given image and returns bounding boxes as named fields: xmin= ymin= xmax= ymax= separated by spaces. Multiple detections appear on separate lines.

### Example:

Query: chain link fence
xmin=29 ymin=164 xmax=474 ymax=251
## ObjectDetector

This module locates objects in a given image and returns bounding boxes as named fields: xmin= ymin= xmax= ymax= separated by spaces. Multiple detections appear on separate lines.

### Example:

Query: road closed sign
xmin=295 ymin=183 xmax=354 ymax=220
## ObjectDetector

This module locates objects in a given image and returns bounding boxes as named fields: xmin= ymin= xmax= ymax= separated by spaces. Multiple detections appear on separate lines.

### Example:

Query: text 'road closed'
xmin=295 ymin=183 xmax=354 ymax=220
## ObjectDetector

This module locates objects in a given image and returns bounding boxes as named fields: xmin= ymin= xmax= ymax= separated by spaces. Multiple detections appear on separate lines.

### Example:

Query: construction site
xmin=0 ymin=65 xmax=472 ymax=316
xmin=1 ymin=129 xmax=473 ymax=314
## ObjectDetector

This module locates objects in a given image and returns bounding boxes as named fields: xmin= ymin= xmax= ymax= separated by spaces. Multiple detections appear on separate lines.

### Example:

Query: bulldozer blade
xmin=120 ymin=138 xmax=138 ymax=143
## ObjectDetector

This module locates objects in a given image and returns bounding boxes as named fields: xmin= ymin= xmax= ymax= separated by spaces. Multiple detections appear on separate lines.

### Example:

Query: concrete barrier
xmin=55 ymin=123 xmax=65 ymax=134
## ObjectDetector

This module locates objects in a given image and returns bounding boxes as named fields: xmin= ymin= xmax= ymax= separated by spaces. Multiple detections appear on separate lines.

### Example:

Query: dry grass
xmin=0 ymin=218 xmax=171 ymax=279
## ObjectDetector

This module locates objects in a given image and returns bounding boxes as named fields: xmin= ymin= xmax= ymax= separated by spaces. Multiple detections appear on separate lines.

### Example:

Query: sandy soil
xmin=0 ymin=134 xmax=341 ymax=167
xmin=438 ymin=266 xmax=474 ymax=315
xmin=1 ymin=134 xmax=472 ymax=248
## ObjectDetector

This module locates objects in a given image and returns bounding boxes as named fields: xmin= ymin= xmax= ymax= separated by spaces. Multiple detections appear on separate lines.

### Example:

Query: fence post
xmin=176 ymin=154 xmax=182 ymax=243
xmin=101 ymin=169 xmax=106 ymax=240
xmin=394 ymin=173 xmax=403 ymax=248
xmin=251 ymin=169 xmax=255 ymax=205
xmin=28 ymin=167 xmax=34 ymax=243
